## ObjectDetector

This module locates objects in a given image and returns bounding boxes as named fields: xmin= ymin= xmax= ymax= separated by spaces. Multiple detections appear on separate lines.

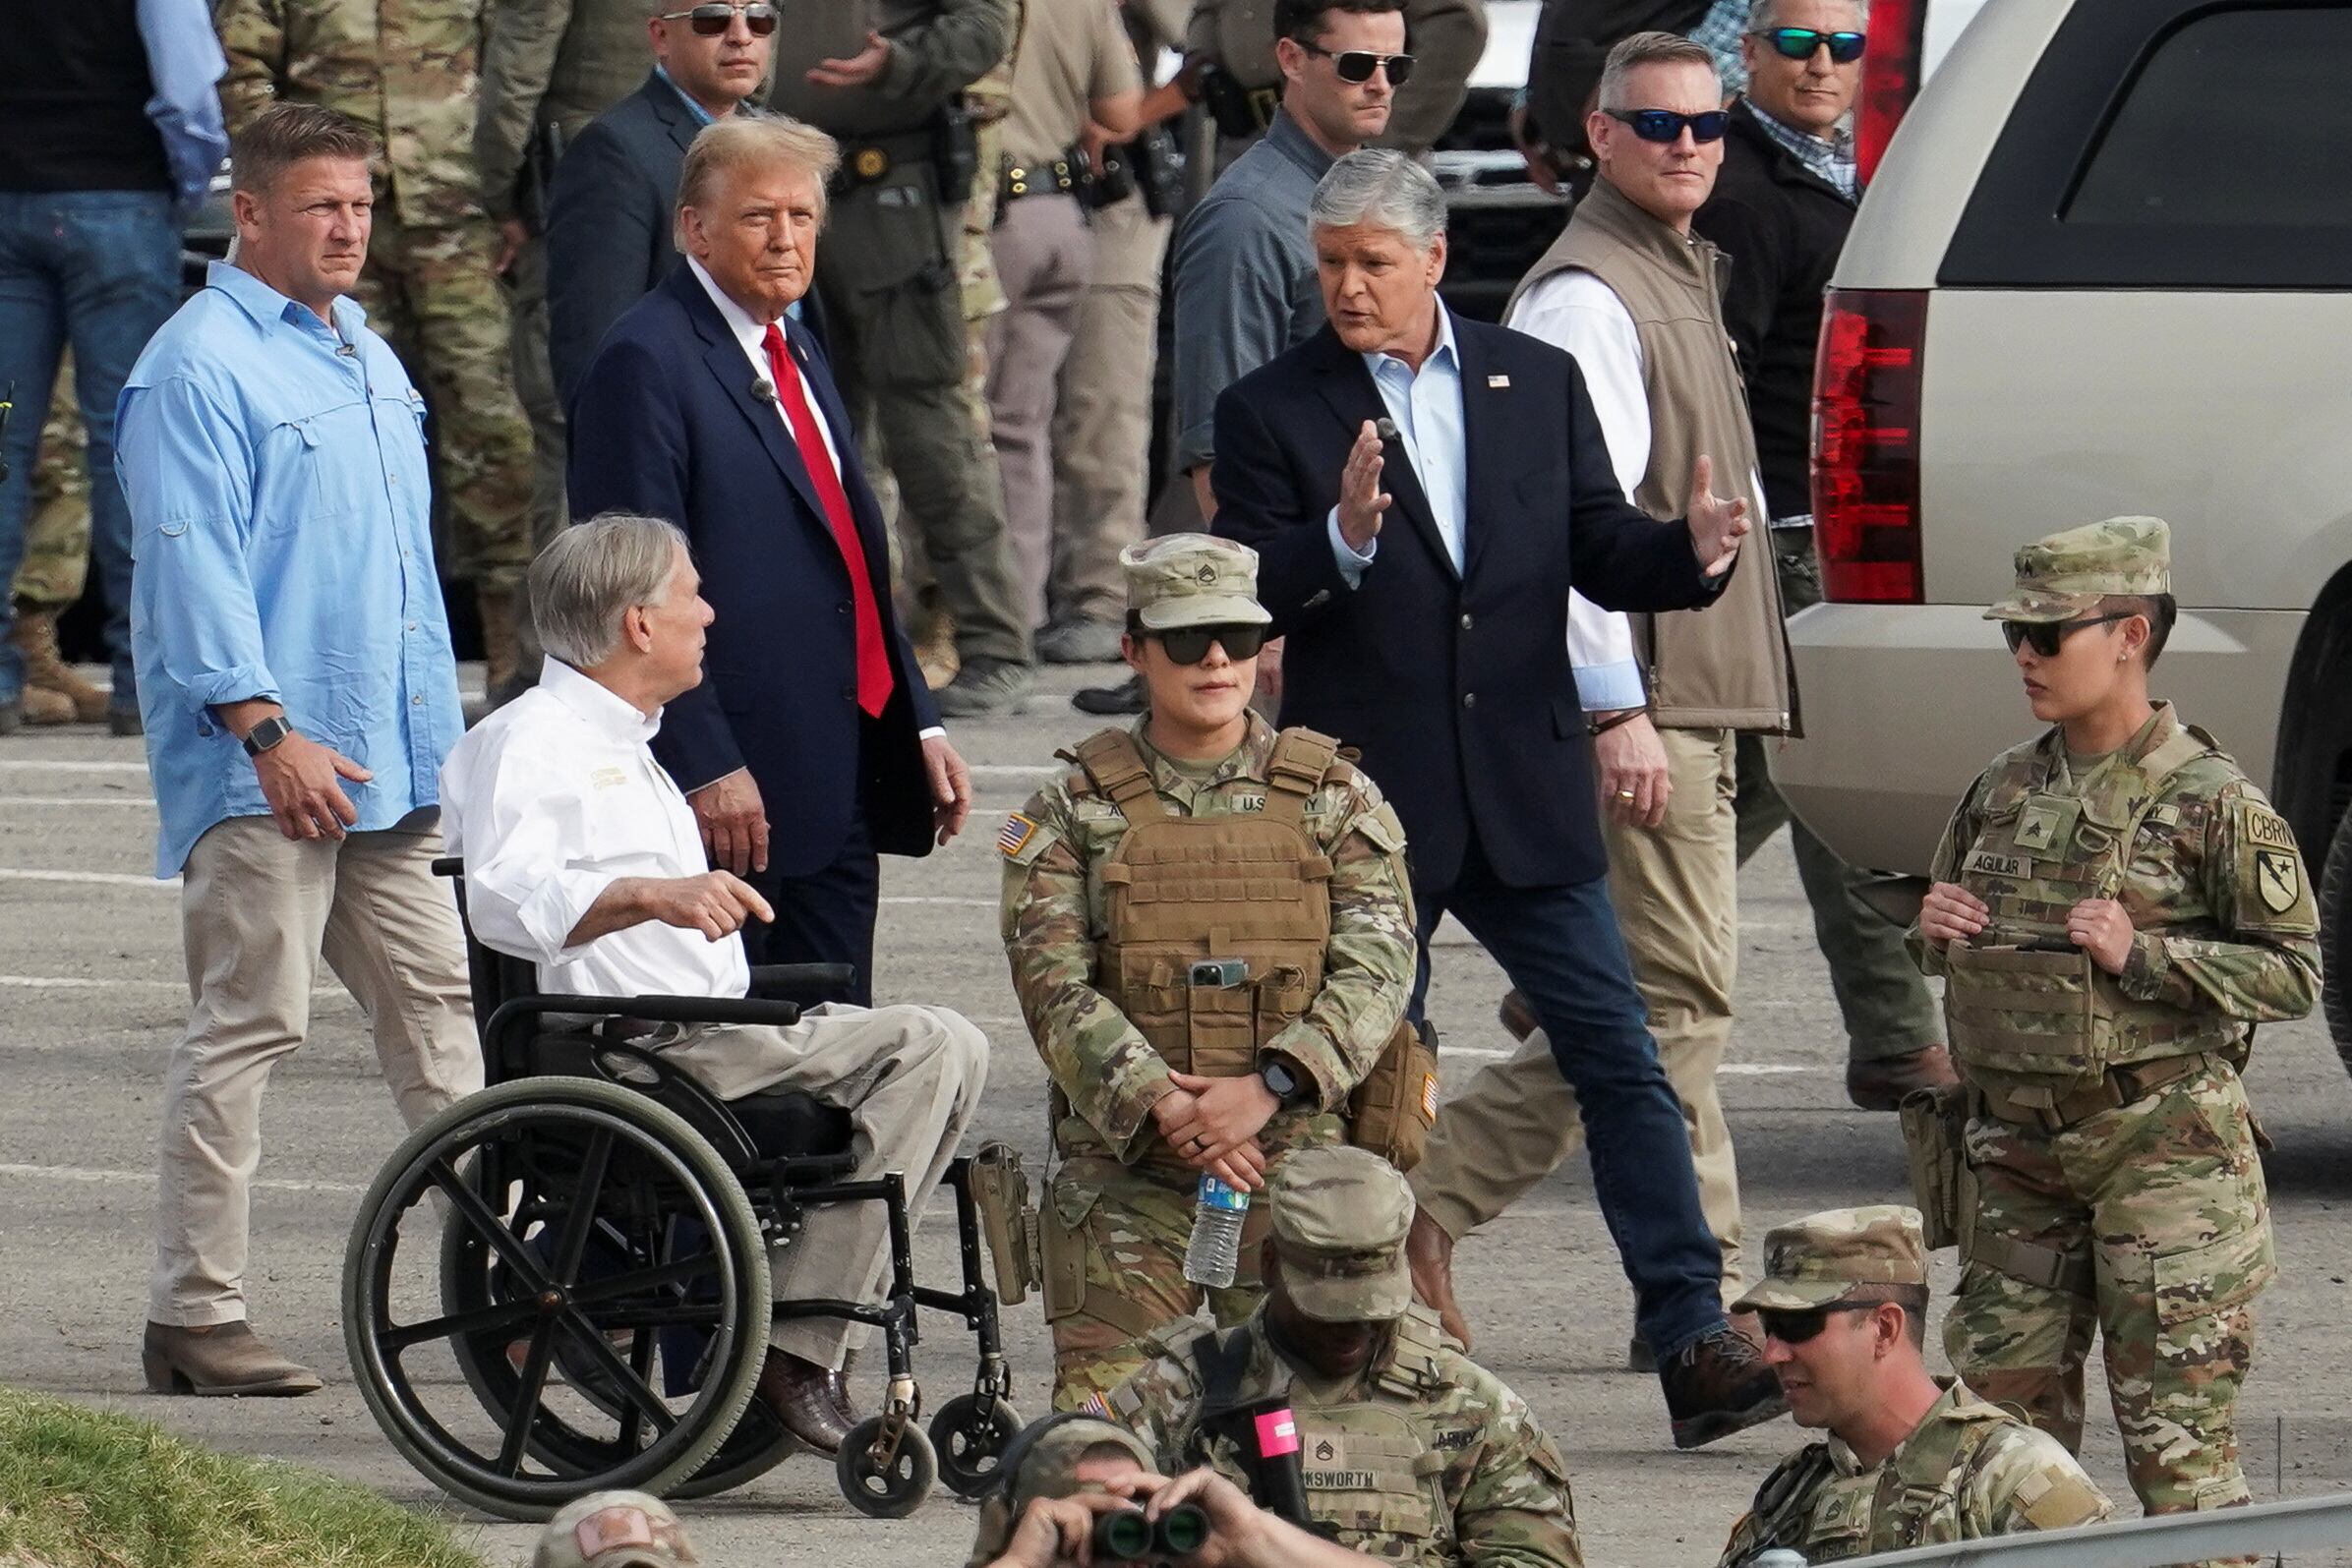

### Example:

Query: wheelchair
xmin=339 ymin=859 xmax=1036 ymax=1522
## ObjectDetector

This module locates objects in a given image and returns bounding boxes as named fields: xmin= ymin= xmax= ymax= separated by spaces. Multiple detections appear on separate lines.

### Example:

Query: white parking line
xmin=0 ymin=1161 xmax=364 ymax=1195
xmin=0 ymin=795 xmax=154 ymax=807
xmin=0 ymin=866 xmax=170 ymax=889
xmin=0 ymin=758 xmax=148 ymax=773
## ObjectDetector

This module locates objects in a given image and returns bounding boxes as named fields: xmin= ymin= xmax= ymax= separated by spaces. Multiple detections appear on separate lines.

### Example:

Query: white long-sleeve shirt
xmin=441 ymin=659 xmax=749 ymax=1001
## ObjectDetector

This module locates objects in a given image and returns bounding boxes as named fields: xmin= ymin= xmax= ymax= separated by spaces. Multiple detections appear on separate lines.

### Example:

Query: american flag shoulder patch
xmin=1079 ymin=1391 xmax=1112 ymax=1420
xmin=998 ymin=812 xmax=1040 ymax=857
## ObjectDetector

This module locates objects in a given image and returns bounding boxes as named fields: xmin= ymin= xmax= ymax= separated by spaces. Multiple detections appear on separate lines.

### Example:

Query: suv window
xmin=1939 ymin=0 xmax=2352 ymax=289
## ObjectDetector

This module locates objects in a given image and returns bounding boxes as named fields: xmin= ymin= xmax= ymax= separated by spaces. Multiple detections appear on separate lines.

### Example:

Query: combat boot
xmin=18 ymin=685 xmax=75 ymax=726
xmin=1658 ymin=1324 xmax=1789 ymax=1449
xmin=476 ymin=587 xmax=522 ymax=697
xmin=1847 ymin=1045 xmax=1960 ymax=1111
xmin=913 ymin=605 xmax=960 ymax=690
xmin=935 ymin=658 xmax=1032 ymax=718
xmin=143 ymin=1320 xmax=323 ymax=1397
xmin=11 ymin=604 xmax=107 ymax=722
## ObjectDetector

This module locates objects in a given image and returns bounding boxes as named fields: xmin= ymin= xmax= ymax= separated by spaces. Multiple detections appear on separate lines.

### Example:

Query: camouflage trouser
xmin=1043 ymin=1154 xmax=1271 ymax=1410
xmin=355 ymin=209 xmax=535 ymax=593
xmin=17 ymin=361 xmax=89 ymax=610
xmin=1945 ymin=1059 xmax=2272 ymax=1514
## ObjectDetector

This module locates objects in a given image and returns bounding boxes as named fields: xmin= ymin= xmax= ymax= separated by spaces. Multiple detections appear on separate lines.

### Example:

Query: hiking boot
xmin=934 ymin=657 xmax=1032 ymax=718
xmin=1659 ymin=1323 xmax=1789 ymax=1449
xmin=1035 ymin=616 xmax=1124 ymax=666
xmin=11 ymin=604 xmax=107 ymax=722
xmin=143 ymin=1320 xmax=323 ymax=1397
xmin=1071 ymin=673 xmax=1145 ymax=716
xmin=1847 ymin=1045 xmax=1960 ymax=1111
xmin=19 ymin=684 xmax=75 ymax=726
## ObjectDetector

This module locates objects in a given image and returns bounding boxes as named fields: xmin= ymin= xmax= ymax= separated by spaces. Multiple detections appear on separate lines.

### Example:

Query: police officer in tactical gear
xmin=1912 ymin=516 xmax=2320 ymax=1516
xmin=1717 ymin=1207 xmax=2110 ymax=1565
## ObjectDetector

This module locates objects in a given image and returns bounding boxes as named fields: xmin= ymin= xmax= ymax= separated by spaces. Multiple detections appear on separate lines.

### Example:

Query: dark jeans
xmin=1411 ymin=832 xmax=1725 ymax=1359
xmin=741 ymin=808 xmax=878 ymax=1008
xmin=0 ymin=189 xmax=180 ymax=711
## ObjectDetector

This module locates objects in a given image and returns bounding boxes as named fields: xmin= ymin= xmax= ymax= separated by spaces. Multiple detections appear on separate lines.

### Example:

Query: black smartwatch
xmin=1260 ymin=1056 xmax=1309 ymax=1110
xmin=242 ymin=716 xmax=294 ymax=757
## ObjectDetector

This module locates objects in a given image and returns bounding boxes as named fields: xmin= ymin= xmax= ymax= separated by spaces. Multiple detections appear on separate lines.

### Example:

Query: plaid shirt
xmin=1747 ymin=98 xmax=1861 ymax=201
xmin=1689 ymin=0 xmax=1751 ymax=94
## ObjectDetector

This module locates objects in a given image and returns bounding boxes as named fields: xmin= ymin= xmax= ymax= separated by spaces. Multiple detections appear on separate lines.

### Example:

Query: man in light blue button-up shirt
xmin=116 ymin=104 xmax=480 ymax=1399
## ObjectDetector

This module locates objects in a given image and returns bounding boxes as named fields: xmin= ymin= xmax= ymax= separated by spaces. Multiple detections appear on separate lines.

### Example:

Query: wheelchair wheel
xmin=836 ymin=1416 xmax=937 ymax=1519
xmin=668 ymin=1404 xmax=798 ymax=1499
xmin=344 ymin=1076 xmax=771 ymax=1520
xmin=929 ymin=1394 xmax=1023 ymax=1499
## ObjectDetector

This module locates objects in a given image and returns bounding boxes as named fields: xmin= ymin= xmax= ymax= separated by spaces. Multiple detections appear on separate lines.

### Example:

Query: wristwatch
xmin=242 ymin=716 xmax=294 ymax=757
xmin=1260 ymin=1056 xmax=1309 ymax=1110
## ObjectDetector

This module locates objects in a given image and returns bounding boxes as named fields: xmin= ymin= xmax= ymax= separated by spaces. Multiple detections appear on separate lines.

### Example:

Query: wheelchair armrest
xmin=483 ymin=992 xmax=807 ymax=1060
xmin=747 ymin=962 xmax=857 ymax=1003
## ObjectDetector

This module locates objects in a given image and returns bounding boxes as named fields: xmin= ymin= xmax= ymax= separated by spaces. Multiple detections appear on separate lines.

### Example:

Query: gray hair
xmin=529 ymin=513 xmax=691 ymax=668
xmin=1308 ymin=148 xmax=1446 ymax=253
xmin=1749 ymin=0 xmax=1866 ymax=31
xmin=675 ymin=112 xmax=840 ymax=243
xmin=1597 ymin=31 xmax=1723 ymax=111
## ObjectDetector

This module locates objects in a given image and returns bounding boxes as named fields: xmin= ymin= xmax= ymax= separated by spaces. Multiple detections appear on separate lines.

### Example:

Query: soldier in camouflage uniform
xmin=1912 ymin=516 xmax=2320 ymax=1516
xmin=1100 ymin=1147 xmax=1582 ymax=1568
xmin=215 ymin=0 xmax=537 ymax=688
xmin=10 ymin=362 xmax=110 ymax=725
xmin=1717 ymin=1207 xmax=2111 ymax=1566
xmin=1002 ymin=535 xmax=1422 ymax=1408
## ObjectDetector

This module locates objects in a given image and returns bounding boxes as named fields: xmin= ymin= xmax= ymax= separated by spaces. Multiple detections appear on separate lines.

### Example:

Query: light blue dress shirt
xmin=116 ymin=261 xmax=464 ymax=876
xmin=1329 ymin=305 xmax=1469 ymax=580
xmin=654 ymin=63 xmax=717 ymax=126
xmin=135 ymin=0 xmax=230 ymax=214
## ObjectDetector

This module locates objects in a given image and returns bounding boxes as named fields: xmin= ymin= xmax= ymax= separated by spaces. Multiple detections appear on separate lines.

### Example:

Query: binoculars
xmin=1090 ymin=1502 xmax=1210 ymax=1560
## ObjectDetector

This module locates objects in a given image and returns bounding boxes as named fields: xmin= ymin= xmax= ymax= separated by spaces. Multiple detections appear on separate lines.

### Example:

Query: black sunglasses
xmin=2002 ymin=610 xmax=2134 ymax=659
xmin=1754 ymin=27 xmax=1867 ymax=62
xmin=1299 ymin=41 xmax=1416 ymax=87
xmin=656 ymin=2 xmax=777 ymax=34
xmin=1606 ymin=108 xmax=1731 ymax=145
xmin=1757 ymin=1303 xmax=1877 ymax=1345
xmin=1144 ymin=624 xmax=1268 ymax=666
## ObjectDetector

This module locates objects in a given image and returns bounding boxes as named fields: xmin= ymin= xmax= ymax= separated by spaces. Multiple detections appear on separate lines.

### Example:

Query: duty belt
xmin=1975 ymin=1052 xmax=2210 ymax=1134
xmin=1002 ymin=149 xmax=1083 ymax=204
xmin=836 ymin=129 xmax=937 ymax=191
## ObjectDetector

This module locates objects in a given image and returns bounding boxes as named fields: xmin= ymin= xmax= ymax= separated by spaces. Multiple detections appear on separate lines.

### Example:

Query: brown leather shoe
xmin=1659 ymin=1324 xmax=1790 ymax=1450
xmin=1405 ymin=1210 xmax=1474 ymax=1349
xmin=143 ymin=1321 xmax=323 ymax=1397
xmin=754 ymin=1348 xmax=853 ymax=1453
xmin=1847 ymin=1045 xmax=1961 ymax=1112
xmin=1498 ymin=988 xmax=1539 ymax=1043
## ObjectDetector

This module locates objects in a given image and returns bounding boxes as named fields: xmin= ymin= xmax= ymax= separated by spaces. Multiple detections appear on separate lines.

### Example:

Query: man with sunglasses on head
xmin=1913 ymin=517 xmax=2317 ymax=1519
xmin=1717 ymin=1207 xmax=2111 ymax=1566
xmin=1001 ymin=534 xmax=1421 ymax=1409
xmin=543 ymin=0 xmax=777 ymax=408
xmin=1402 ymin=31 xmax=1793 ymax=1375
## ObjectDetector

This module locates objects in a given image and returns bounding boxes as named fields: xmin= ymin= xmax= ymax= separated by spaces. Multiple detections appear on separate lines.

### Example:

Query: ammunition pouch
xmin=968 ymin=1141 xmax=1041 ymax=1307
xmin=1077 ymin=139 xmax=1134 ymax=210
xmin=1898 ymin=1081 xmax=1971 ymax=1251
xmin=1945 ymin=942 xmax=2110 ymax=1088
xmin=1131 ymin=124 xmax=1184 ymax=218
xmin=933 ymin=98 xmax=979 ymax=205
xmin=1347 ymin=1020 xmax=1439 ymax=1172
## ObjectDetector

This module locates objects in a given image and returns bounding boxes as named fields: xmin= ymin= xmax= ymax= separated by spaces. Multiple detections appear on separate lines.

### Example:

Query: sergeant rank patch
xmin=998 ymin=812 xmax=1040 ymax=858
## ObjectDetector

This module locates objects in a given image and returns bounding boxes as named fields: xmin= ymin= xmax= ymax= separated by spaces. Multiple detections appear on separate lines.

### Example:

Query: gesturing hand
xmin=2067 ymin=898 xmax=2136 ymax=975
xmin=1336 ymin=419 xmax=1391 ymax=552
xmin=1918 ymin=881 xmax=1989 ymax=947
xmin=688 ymin=768 xmax=768 ymax=875
xmin=923 ymin=733 xmax=972 ymax=844
xmin=1685 ymin=453 xmax=1751 ymax=578
xmin=639 ymin=871 xmax=776 ymax=943
xmin=254 ymin=731 xmax=373 ymax=842
xmin=806 ymin=29 xmax=891 ymax=87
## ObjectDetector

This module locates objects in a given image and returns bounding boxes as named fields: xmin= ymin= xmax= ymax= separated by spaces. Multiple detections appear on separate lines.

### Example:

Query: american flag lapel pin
xmin=1488 ymin=374 xmax=1510 ymax=388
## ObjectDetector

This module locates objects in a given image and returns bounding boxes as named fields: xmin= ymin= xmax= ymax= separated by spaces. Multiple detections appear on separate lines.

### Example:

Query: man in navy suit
xmin=567 ymin=114 xmax=972 ymax=1002
xmin=543 ymin=0 xmax=772 ymax=406
xmin=1210 ymin=149 xmax=1786 ymax=1450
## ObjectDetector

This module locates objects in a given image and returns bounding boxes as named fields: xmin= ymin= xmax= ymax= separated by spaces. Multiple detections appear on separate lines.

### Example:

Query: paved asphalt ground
xmin=3 ymin=662 xmax=2349 ymax=1567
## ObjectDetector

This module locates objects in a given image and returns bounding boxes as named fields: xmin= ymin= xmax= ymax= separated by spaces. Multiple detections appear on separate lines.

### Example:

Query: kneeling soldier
xmin=1718 ymin=1207 xmax=2111 ymax=1565
xmin=1003 ymin=535 xmax=1427 ymax=1408
xmin=1913 ymin=516 xmax=2319 ymax=1515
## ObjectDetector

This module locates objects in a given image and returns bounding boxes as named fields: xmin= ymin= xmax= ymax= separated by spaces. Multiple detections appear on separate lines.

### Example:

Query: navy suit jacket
xmin=1210 ymin=316 xmax=1729 ymax=892
xmin=566 ymin=265 xmax=943 ymax=875
xmin=546 ymin=73 xmax=697 ymax=408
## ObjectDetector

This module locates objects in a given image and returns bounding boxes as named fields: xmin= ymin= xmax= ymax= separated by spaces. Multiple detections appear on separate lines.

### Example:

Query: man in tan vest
xmin=1406 ymin=31 xmax=1794 ymax=1365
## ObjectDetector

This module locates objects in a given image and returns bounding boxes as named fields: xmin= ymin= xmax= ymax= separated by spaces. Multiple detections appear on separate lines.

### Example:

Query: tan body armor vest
xmin=1945 ymin=725 xmax=2240 ymax=1091
xmin=1732 ymin=1396 xmax=2030 ymax=1563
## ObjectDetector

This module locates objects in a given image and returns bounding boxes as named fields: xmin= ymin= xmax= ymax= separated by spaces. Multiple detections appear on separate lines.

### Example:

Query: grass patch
xmin=0 ymin=1386 xmax=488 ymax=1568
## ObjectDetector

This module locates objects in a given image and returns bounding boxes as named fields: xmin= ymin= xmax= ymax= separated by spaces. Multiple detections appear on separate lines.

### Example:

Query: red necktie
xmin=763 ymin=322 xmax=893 ymax=717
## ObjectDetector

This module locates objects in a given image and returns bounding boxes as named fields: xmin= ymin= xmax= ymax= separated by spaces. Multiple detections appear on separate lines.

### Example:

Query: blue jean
xmin=0 ymin=189 xmax=181 ymax=710
xmin=1411 ymin=832 xmax=1726 ymax=1359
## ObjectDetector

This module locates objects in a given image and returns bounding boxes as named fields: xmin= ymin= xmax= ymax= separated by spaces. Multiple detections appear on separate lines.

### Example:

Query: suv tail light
xmin=1812 ymin=289 xmax=1926 ymax=605
xmin=1854 ymin=0 xmax=1926 ymax=183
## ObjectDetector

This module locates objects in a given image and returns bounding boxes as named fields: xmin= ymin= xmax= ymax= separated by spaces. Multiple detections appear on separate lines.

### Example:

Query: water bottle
xmin=1182 ymin=1174 xmax=1251 ymax=1288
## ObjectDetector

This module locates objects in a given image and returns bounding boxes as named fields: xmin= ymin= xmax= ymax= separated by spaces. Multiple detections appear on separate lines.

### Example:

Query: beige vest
xmin=1508 ymin=180 xmax=1795 ymax=733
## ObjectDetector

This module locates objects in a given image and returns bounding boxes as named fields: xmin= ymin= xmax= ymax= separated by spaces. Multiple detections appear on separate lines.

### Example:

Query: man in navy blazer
xmin=544 ymin=2 xmax=770 ymax=407
xmin=567 ymin=114 xmax=970 ymax=1001
xmin=1210 ymin=150 xmax=1786 ymax=1450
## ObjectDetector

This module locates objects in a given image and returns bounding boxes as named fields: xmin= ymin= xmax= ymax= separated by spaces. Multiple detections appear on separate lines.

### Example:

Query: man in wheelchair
xmin=440 ymin=511 xmax=989 ymax=1454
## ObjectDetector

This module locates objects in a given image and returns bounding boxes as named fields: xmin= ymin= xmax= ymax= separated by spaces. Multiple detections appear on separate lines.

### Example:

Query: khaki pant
xmin=985 ymin=193 xmax=1093 ymax=629
xmin=657 ymin=1005 xmax=988 ymax=1369
xmin=1049 ymin=191 xmax=1168 ymax=626
xmin=1406 ymin=726 xmax=1747 ymax=1304
xmin=151 ymin=811 xmax=481 ymax=1326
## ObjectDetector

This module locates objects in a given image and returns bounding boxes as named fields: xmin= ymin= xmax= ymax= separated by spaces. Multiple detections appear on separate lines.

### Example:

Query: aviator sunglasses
xmin=1755 ymin=27 xmax=1868 ymax=62
xmin=1607 ymin=108 xmax=1731 ymax=144
xmin=1756 ymin=1303 xmax=1876 ymax=1344
xmin=1142 ymin=624 xmax=1269 ymax=665
xmin=1299 ymin=41 xmax=1418 ymax=86
xmin=656 ymin=1 xmax=778 ymax=34
xmin=2002 ymin=611 xmax=2134 ymax=658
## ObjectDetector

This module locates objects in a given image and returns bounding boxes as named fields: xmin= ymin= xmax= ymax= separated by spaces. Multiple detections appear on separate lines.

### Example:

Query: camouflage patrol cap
xmin=1985 ymin=515 xmax=2171 ymax=623
xmin=1005 ymin=1417 xmax=1156 ymax=1515
xmin=533 ymin=1492 xmax=697 ymax=1568
xmin=1266 ymin=1146 xmax=1415 ymax=1323
xmin=1733 ymin=1205 xmax=1928 ymax=1312
xmin=1121 ymin=534 xmax=1273 ymax=631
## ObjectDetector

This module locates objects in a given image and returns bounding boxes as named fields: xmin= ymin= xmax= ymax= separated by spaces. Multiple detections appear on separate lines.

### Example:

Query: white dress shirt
xmin=441 ymin=659 xmax=749 ymax=1000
